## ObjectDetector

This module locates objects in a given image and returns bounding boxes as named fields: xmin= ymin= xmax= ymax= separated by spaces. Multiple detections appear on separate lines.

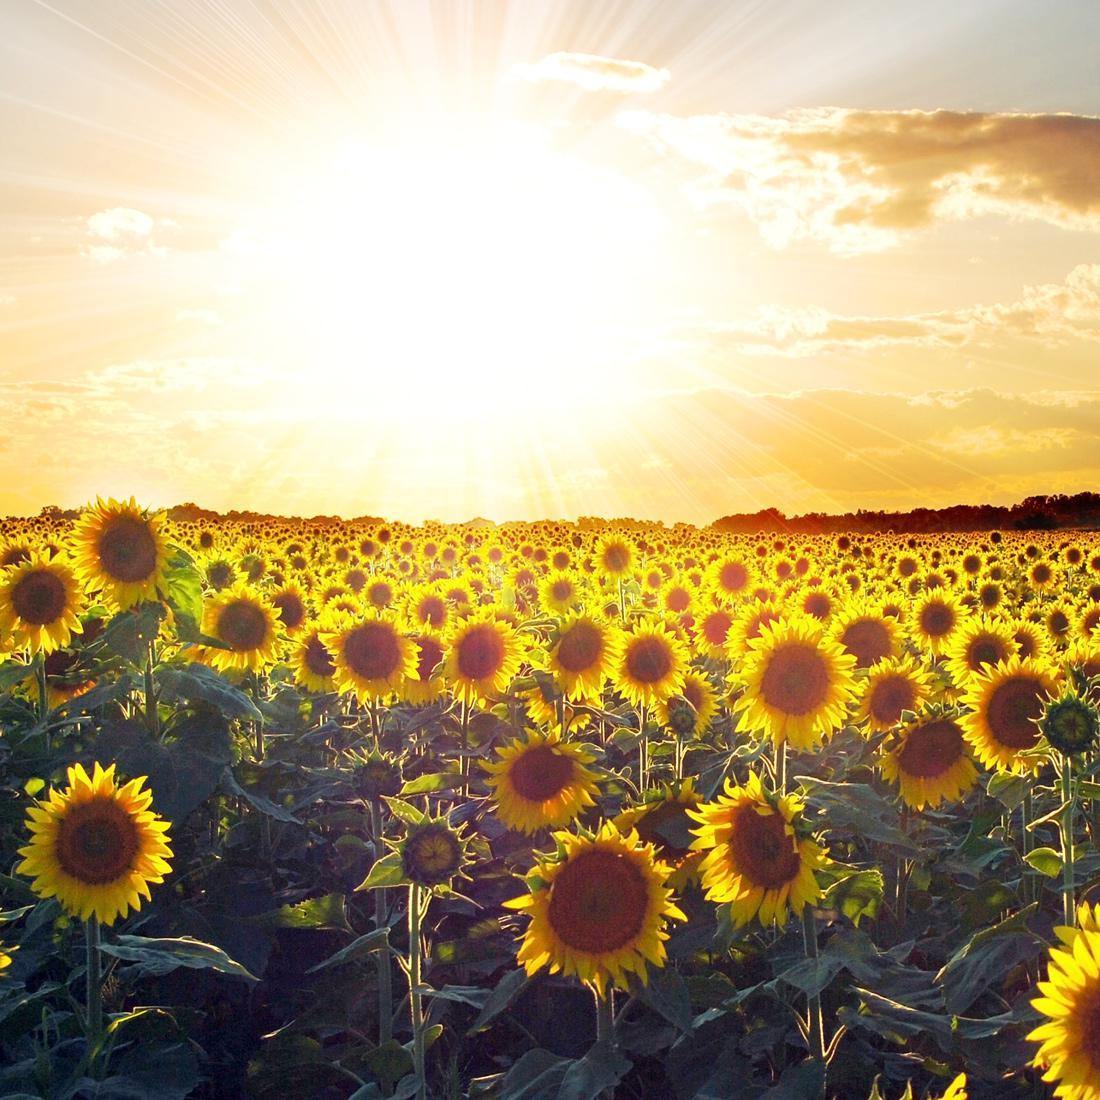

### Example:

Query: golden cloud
xmin=620 ymin=108 xmax=1100 ymax=253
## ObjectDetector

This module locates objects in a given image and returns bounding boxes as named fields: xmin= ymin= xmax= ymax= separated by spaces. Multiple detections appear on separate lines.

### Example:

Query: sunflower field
xmin=2 ymin=499 xmax=1100 ymax=1100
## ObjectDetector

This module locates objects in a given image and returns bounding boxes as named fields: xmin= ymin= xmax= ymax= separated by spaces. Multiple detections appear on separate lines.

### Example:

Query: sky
xmin=2 ymin=0 xmax=1099 ymax=524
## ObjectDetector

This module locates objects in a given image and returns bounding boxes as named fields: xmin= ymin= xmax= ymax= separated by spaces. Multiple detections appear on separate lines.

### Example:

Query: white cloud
xmin=83 ymin=207 xmax=165 ymax=263
xmin=515 ymin=52 xmax=669 ymax=94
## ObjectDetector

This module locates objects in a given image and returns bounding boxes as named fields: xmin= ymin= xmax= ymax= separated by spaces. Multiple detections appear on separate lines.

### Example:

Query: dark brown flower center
xmin=869 ymin=675 xmax=915 ymax=725
xmin=56 ymin=798 xmax=140 ymax=884
xmin=602 ymin=544 xmax=631 ymax=573
xmin=414 ymin=635 xmax=444 ymax=681
xmin=986 ymin=675 xmax=1045 ymax=750
xmin=759 ymin=643 xmax=829 ymax=715
xmin=343 ymin=621 xmax=402 ymax=680
xmin=919 ymin=602 xmax=955 ymax=638
xmin=967 ymin=636 xmax=1008 ymax=671
xmin=896 ymin=719 xmax=965 ymax=778
xmin=718 ymin=562 xmax=748 ymax=593
xmin=557 ymin=621 xmax=604 ymax=672
xmin=403 ymin=823 xmax=462 ymax=885
xmin=700 ymin=609 xmax=732 ymax=646
xmin=304 ymin=634 xmax=336 ymax=678
xmin=417 ymin=596 xmax=446 ymax=627
xmin=217 ymin=600 xmax=269 ymax=652
xmin=625 ymin=636 xmax=673 ymax=685
xmin=11 ymin=568 xmax=67 ymax=625
xmin=97 ymin=517 xmax=158 ymax=583
xmin=272 ymin=592 xmax=305 ymax=629
xmin=457 ymin=624 xmax=506 ymax=681
xmin=841 ymin=619 xmax=892 ymax=668
xmin=727 ymin=803 xmax=802 ymax=889
xmin=508 ymin=744 xmax=577 ymax=802
xmin=547 ymin=849 xmax=649 ymax=953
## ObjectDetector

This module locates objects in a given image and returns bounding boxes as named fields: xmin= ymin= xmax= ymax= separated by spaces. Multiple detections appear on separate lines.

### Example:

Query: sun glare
xmin=225 ymin=119 xmax=664 ymax=426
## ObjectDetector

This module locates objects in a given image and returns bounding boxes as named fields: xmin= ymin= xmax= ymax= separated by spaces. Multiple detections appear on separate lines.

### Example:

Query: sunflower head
xmin=200 ymin=584 xmax=281 ymax=674
xmin=16 ymin=761 xmax=173 ymax=926
xmin=70 ymin=498 xmax=169 ymax=610
xmin=1040 ymin=692 xmax=1099 ymax=758
xmin=349 ymin=747 xmax=404 ymax=802
xmin=484 ymin=730 xmax=601 ymax=835
xmin=0 ymin=553 xmax=84 ymax=655
xmin=689 ymin=771 xmax=825 ymax=928
xmin=879 ymin=710 xmax=977 ymax=810
xmin=400 ymin=818 xmax=468 ymax=887
xmin=503 ymin=822 xmax=685 ymax=995
xmin=613 ymin=779 xmax=703 ymax=888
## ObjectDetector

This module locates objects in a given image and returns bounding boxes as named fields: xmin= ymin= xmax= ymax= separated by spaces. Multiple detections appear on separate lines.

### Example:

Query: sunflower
xmin=734 ymin=615 xmax=857 ymax=750
xmin=1012 ymin=618 xmax=1052 ymax=662
xmin=879 ymin=713 xmax=977 ymax=810
xmin=612 ymin=621 xmax=689 ymax=709
xmin=613 ymin=778 xmax=703 ymax=888
xmin=705 ymin=555 xmax=754 ymax=603
xmin=443 ymin=610 xmax=522 ymax=703
xmin=323 ymin=611 xmax=419 ymax=702
xmin=400 ymin=816 xmax=469 ymax=888
xmin=912 ymin=590 xmax=965 ymax=656
xmin=694 ymin=603 xmax=736 ymax=659
xmin=270 ymin=582 xmax=309 ymax=634
xmin=1028 ymin=926 xmax=1100 ymax=1099
xmin=547 ymin=614 xmax=620 ymax=699
xmin=484 ymin=730 xmax=600 ymax=834
xmin=17 ymin=762 xmax=172 ymax=925
xmin=200 ymin=584 xmax=280 ymax=673
xmin=655 ymin=670 xmax=719 ymax=739
xmin=0 ymin=554 xmax=84 ymax=654
xmin=406 ymin=584 xmax=449 ymax=630
xmin=689 ymin=771 xmax=825 ymax=927
xmin=943 ymin=615 xmax=1016 ymax=687
xmin=539 ymin=572 xmax=583 ymax=615
xmin=828 ymin=600 xmax=900 ymax=668
xmin=404 ymin=630 xmax=446 ymax=705
xmin=503 ymin=822 xmax=685 ymax=995
xmin=70 ymin=497 xmax=170 ymax=610
xmin=961 ymin=655 xmax=1060 ymax=771
xmin=594 ymin=535 xmax=634 ymax=579
xmin=855 ymin=655 xmax=933 ymax=732
xmin=289 ymin=622 xmax=338 ymax=693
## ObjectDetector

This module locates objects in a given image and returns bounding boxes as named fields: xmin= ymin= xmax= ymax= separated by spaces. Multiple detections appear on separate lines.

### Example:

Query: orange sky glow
xmin=2 ymin=1 xmax=1099 ymax=523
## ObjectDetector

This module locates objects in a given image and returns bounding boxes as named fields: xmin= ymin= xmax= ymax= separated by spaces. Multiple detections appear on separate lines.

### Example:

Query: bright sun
xmin=226 ymin=119 xmax=664 ymax=426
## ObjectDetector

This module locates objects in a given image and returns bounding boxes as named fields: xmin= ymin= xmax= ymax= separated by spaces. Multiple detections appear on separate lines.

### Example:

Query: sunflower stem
xmin=801 ymin=906 xmax=826 ymax=1082
xmin=774 ymin=739 xmax=787 ymax=797
xmin=1061 ymin=756 xmax=1076 ymax=928
xmin=144 ymin=639 xmax=159 ymax=737
xmin=1021 ymin=787 xmax=1033 ymax=904
xmin=370 ymin=798 xmax=393 ymax=1045
xmin=594 ymin=986 xmax=614 ymax=1046
xmin=638 ymin=705 xmax=649 ymax=791
xmin=35 ymin=656 xmax=48 ymax=723
xmin=85 ymin=917 xmax=103 ymax=1054
xmin=458 ymin=697 xmax=473 ymax=797
xmin=408 ymin=883 xmax=427 ymax=1100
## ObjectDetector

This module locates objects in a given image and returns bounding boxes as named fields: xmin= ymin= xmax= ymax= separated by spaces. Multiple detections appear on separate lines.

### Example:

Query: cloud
xmin=515 ymin=52 xmax=669 ymax=94
xmin=83 ymin=207 xmax=166 ymax=263
xmin=700 ymin=263 xmax=1100 ymax=356
xmin=0 ymin=293 xmax=15 ymax=307
xmin=620 ymin=108 xmax=1100 ymax=253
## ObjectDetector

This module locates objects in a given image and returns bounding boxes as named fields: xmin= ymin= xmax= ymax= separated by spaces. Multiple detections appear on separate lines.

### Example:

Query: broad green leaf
xmin=306 ymin=927 xmax=390 ymax=973
xmin=99 ymin=935 xmax=257 ymax=982
xmin=355 ymin=851 xmax=408 ymax=891
xmin=1024 ymin=846 xmax=1063 ymax=877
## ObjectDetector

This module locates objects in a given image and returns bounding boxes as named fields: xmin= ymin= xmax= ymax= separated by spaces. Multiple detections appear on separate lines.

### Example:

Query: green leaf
xmin=936 ymin=903 xmax=1042 ymax=1015
xmin=355 ymin=851 xmax=408 ymax=891
xmin=399 ymin=772 xmax=463 ymax=796
xmin=364 ymin=1040 xmax=414 ymax=1092
xmin=823 ymin=868 xmax=885 ymax=926
xmin=99 ymin=935 xmax=257 ymax=982
xmin=222 ymin=769 xmax=302 ymax=824
xmin=157 ymin=663 xmax=262 ymax=720
xmin=162 ymin=548 xmax=205 ymax=638
xmin=987 ymin=771 xmax=1030 ymax=811
xmin=307 ymin=927 xmax=390 ymax=973
xmin=467 ymin=968 xmax=528 ymax=1034
xmin=761 ymin=1059 xmax=826 ymax=1099
xmin=382 ymin=797 xmax=428 ymax=826
xmin=798 ymin=777 xmax=918 ymax=853
xmin=496 ymin=1043 xmax=632 ymax=1100
xmin=634 ymin=966 xmax=693 ymax=1031
xmin=252 ymin=893 xmax=352 ymax=933
xmin=1025 ymin=846 xmax=1064 ymax=878
xmin=102 ymin=603 xmax=167 ymax=665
